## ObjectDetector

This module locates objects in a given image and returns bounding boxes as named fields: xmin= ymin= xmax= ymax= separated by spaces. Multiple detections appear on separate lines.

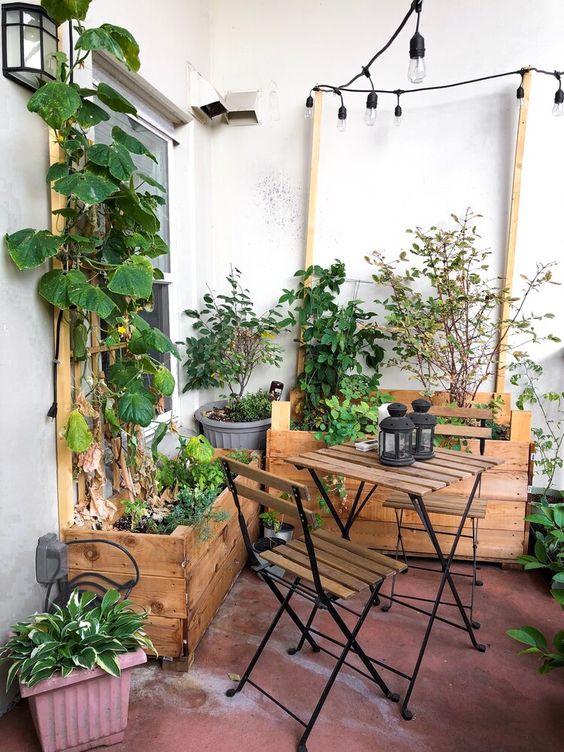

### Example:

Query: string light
xmin=304 ymin=94 xmax=314 ymax=119
xmin=394 ymin=92 xmax=403 ymax=126
xmin=304 ymin=0 xmax=564 ymax=130
xmin=408 ymin=1 xmax=426 ymax=84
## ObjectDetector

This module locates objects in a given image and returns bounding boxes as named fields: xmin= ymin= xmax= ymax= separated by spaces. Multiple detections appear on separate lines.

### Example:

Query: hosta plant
xmin=0 ymin=589 xmax=154 ymax=689
xmin=4 ymin=0 xmax=178 ymax=521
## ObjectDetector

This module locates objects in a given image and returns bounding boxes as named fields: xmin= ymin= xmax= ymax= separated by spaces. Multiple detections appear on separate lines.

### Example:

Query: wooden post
xmin=297 ymin=90 xmax=323 ymax=375
xmin=495 ymin=69 xmax=532 ymax=393
xmin=271 ymin=401 xmax=291 ymax=431
xmin=49 ymin=132 xmax=74 ymax=532
xmin=509 ymin=409 xmax=532 ymax=442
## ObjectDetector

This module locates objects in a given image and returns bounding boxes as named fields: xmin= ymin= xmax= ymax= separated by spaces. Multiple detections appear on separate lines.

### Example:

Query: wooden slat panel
xmin=64 ymin=529 xmax=185 ymax=578
xmin=222 ymin=457 xmax=310 ymax=498
xmin=290 ymin=452 xmax=447 ymax=495
xmin=376 ymin=499 xmax=523 ymax=532
xmin=433 ymin=447 xmax=503 ymax=466
xmin=267 ymin=429 xmax=324 ymax=458
xmin=430 ymin=406 xmax=493 ymax=420
xmin=312 ymin=530 xmax=407 ymax=574
xmin=287 ymin=540 xmax=376 ymax=585
xmin=67 ymin=567 xmax=186 ymax=618
xmin=435 ymin=424 xmax=491 ymax=438
xmin=233 ymin=482 xmax=316 ymax=526
xmin=144 ymin=616 xmax=183 ymax=658
xmin=261 ymin=549 xmax=354 ymax=599
xmin=278 ymin=544 xmax=368 ymax=591
xmin=383 ymin=493 xmax=488 ymax=519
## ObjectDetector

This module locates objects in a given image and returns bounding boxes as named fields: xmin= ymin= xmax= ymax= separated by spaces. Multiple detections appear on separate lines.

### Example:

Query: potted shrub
xmin=260 ymin=510 xmax=294 ymax=542
xmin=0 ymin=589 xmax=153 ymax=752
xmin=183 ymin=268 xmax=289 ymax=449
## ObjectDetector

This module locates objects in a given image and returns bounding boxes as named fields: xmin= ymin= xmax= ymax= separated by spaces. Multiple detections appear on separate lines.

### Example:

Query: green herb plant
xmin=280 ymin=262 xmax=386 ymax=428
xmin=225 ymin=389 xmax=273 ymax=422
xmin=368 ymin=210 xmax=559 ymax=407
xmin=260 ymin=510 xmax=282 ymax=533
xmin=3 ymin=1 xmax=179 ymax=515
xmin=0 ymin=589 xmax=154 ymax=689
xmin=155 ymin=487 xmax=229 ymax=539
xmin=183 ymin=268 xmax=288 ymax=398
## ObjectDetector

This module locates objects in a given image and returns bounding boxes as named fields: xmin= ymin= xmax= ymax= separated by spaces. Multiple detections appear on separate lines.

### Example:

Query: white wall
xmin=210 ymin=0 xmax=564 ymax=486
xmin=0 ymin=0 xmax=214 ymax=713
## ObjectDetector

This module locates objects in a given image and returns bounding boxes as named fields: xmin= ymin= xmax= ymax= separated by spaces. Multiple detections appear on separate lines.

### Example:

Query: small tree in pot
xmin=182 ymin=268 xmax=290 ymax=449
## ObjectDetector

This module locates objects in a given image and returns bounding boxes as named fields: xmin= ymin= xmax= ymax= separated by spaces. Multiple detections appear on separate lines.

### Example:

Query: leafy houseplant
xmin=281 ymin=261 xmax=386 ymax=429
xmin=0 ymin=588 xmax=152 ymax=751
xmin=4 ymin=0 xmax=178 ymax=524
xmin=507 ymin=500 xmax=564 ymax=673
xmin=259 ymin=510 xmax=294 ymax=542
xmin=368 ymin=210 xmax=559 ymax=407
xmin=184 ymin=268 xmax=288 ymax=448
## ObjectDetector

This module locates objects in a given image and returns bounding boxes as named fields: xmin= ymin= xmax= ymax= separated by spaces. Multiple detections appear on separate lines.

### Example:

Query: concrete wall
xmin=0 ymin=0 xmax=213 ymax=713
xmin=210 ymin=0 xmax=564 ymax=486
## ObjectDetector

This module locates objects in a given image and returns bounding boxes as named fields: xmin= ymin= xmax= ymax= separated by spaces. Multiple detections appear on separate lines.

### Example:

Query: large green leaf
xmin=153 ymin=366 xmax=175 ymax=396
xmin=42 ymin=0 xmax=91 ymax=24
xmin=507 ymin=626 xmax=548 ymax=651
xmin=137 ymin=172 xmax=166 ymax=193
xmin=5 ymin=229 xmax=63 ymax=270
xmin=67 ymin=276 xmax=116 ymax=318
xmin=151 ymin=421 xmax=168 ymax=458
xmin=65 ymin=410 xmax=93 ymax=453
xmin=112 ymin=126 xmax=155 ymax=161
xmin=46 ymin=162 xmax=69 ymax=183
xmin=117 ymin=389 xmax=155 ymax=427
xmin=75 ymin=27 xmax=126 ymax=63
xmin=75 ymin=100 xmax=110 ymax=128
xmin=54 ymin=170 xmax=117 ymax=205
xmin=27 ymin=82 xmax=81 ymax=129
xmin=108 ymin=361 xmax=140 ymax=390
xmin=101 ymin=25 xmax=140 ymax=72
xmin=128 ymin=326 xmax=179 ymax=358
xmin=94 ymin=652 xmax=121 ymax=678
xmin=97 ymin=82 xmax=137 ymax=115
xmin=38 ymin=268 xmax=80 ymax=308
xmin=108 ymin=256 xmax=153 ymax=299
xmin=88 ymin=142 xmax=135 ymax=182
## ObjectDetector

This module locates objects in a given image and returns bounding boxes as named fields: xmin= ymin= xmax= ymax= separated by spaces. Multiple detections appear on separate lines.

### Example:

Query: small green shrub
xmin=260 ymin=510 xmax=282 ymax=533
xmin=0 ymin=589 xmax=154 ymax=689
xmin=154 ymin=487 xmax=229 ymax=539
xmin=226 ymin=390 xmax=273 ymax=422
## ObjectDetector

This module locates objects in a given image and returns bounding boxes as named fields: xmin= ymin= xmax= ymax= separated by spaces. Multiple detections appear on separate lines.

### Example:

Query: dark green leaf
xmin=46 ymin=162 xmax=69 ymax=183
xmin=108 ymin=361 xmax=140 ymax=390
xmin=75 ymin=100 xmax=110 ymax=128
xmin=136 ymin=172 xmax=166 ymax=193
xmin=118 ymin=389 xmax=155 ymax=427
xmin=5 ymin=229 xmax=63 ymax=270
xmin=88 ymin=142 xmax=135 ymax=181
xmin=101 ymin=24 xmax=140 ymax=72
xmin=38 ymin=269 xmax=81 ymax=308
xmin=112 ymin=125 xmax=156 ymax=161
xmin=72 ymin=320 xmax=88 ymax=361
xmin=97 ymin=82 xmax=137 ymax=115
xmin=42 ymin=0 xmax=91 ymax=24
xmin=151 ymin=421 xmax=168 ymax=458
xmin=68 ymin=278 xmax=116 ymax=318
xmin=27 ymin=81 xmax=81 ymax=129
xmin=108 ymin=256 xmax=154 ymax=299
xmin=507 ymin=626 xmax=548 ymax=651
xmin=54 ymin=170 xmax=117 ymax=205
xmin=75 ymin=27 xmax=126 ymax=64
xmin=154 ymin=366 xmax=175 ymax=396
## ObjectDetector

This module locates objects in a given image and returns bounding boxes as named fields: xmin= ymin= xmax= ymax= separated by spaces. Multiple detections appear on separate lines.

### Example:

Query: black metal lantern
xmin=379 ymin=403 xmax=415 ymax=467
xmin=408 ymin=398 xmax=436 ymax=460
xmin=2 ymin=3 xmax=58 ymax=91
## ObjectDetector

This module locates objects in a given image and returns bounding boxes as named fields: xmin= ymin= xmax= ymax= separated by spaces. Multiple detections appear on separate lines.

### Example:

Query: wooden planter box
xmin=267 ymin=393 xmax=533 ymax=564
xmin=63 ymin=473 xmax=260 ymax=669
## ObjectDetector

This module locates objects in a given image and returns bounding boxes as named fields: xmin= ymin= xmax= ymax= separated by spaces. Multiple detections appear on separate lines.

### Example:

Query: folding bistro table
xmin=288 ymin=442 xmax=504 ymax=719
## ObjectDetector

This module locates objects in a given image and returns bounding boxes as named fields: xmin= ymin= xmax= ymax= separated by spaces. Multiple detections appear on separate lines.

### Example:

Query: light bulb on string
xmin=364 ymin=90 xmax=378 ymax=125
xmin=516 ymin=84 xmax=525 ymax=110
xmin=408 ymin=2 xmax=426 ymax=84
xmin=394 ymin=103 xmax=403 ymax=126
xmin=553 ymin=86 xmax=564 ymax=117
xmin=305 ymin=94 xmax=314 ymax=119
xmin=337 ymin=104 xmax=347 ymax=132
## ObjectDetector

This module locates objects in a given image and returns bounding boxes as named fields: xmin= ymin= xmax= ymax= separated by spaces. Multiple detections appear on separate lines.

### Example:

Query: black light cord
xmin=47 ymin=309 xmax=64 ymax=419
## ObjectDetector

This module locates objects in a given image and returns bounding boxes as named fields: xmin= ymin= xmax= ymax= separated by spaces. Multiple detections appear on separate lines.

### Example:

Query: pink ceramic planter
xmin=19 ymin=648 xmax=147 ymax=752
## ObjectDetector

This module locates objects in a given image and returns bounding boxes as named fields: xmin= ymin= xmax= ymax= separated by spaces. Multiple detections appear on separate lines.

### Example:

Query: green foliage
xmin=155 ymin=487 xmax=229 ymax=539
xmin=280 ymin=261 xmax=386 ymax=427
xmin=507 ymin=500 xmax=564 ymax=673
xmin=0 ymin=588 xmax=154 ymax=689
xmin=510 ymin=359 xmax=564 ymax=494
xmin=180 ymin=435 xmax=215 ymax=464
xmin=122 ymin=498 xmax=148 ymax=529
xmin=315 ymin=391 xmax=385 ymax=447
xmin=4 ymin=3 xmax=175 ymax=460
xmin=368 ymin=210 xmax=559 ymax=407
xmin=226 ymin=390 xmax=273 ymax=422
xmin=182 ymin=267 xmax=288 ymax=398
xmin=260 ymin=510 xmax=282 ymax=533
xmin=229 ymin=449 xmax=254 ymax=465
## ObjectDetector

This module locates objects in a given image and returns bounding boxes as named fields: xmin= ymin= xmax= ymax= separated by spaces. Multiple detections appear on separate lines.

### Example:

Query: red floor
xmin=2 ymin=563 xmax=563 ymax=752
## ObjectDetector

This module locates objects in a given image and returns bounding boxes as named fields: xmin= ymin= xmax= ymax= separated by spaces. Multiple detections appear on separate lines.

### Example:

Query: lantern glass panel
xmin=5 ymin=9 xmax=20 ymax=23
xmin=23 ymin=25 xmax=42 ymax=70
xmin=420 ymin=428 xmax=432 ymax=452
xmin=44 ymin=18 xmax=57 ymax=35
xmin=43 ymin=34 xmax=57 ymax=75
xmin=384 ymin=431 xmax=396 ymax=455
xmin=22 ymin=8 xmax=41 ymax=26
xmin=6 ymin=25 xmax=21 ymax=67
xmin=398 ymin=432 xmax=411 ymax=458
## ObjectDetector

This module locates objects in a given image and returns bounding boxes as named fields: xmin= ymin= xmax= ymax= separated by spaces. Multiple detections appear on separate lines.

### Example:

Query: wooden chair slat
xmin=435 ymin=424 xmax=492 ymax=439
xmin=286 ymin=540 xmax=377 ymax=585
xmin=260 ymin=549 xmax=354 ymax=599
xmin=383 ymin=492 xmax=488 ymax=519
xmin=223 ymin=457 xmax=310 ymax=499
xmin=430 ymin=406 xmax=493 ymax=420
xmin=312 ymin=530 xmax=407 ymax=575
xmin=233 ymin=482 xmax=316 ymax=527
xmin=277 ymin=544 xmax=368 ymax=592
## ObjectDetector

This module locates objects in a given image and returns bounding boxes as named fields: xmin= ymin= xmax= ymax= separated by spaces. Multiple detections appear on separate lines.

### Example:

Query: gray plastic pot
xmin=264 ymin=522 xmax=294 ymax=543
xmin=195 ymin=400 xmax=271 ymax=450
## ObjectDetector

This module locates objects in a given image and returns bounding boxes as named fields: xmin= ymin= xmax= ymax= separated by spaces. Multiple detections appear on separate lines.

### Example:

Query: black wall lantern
xmin=379 ymin=403 xmax=415 ymax=467
xmin=2 ymin=3 xmax=58 ymax=91
xmin=408 ymin=398 xmax=436 ymax=460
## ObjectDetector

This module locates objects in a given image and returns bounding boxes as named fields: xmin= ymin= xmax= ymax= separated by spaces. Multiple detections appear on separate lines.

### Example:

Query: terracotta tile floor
xmin=2 ymin=563 xmax=563 ymax=752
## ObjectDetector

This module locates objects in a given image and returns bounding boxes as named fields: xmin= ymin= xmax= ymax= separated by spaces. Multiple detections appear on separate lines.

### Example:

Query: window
xmin=94 ymin=98 xmax=176 ymax=416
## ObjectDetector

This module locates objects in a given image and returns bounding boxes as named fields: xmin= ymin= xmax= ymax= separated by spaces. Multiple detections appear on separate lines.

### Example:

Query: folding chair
xmin=221 ymin=457 xmax=406 ymax=752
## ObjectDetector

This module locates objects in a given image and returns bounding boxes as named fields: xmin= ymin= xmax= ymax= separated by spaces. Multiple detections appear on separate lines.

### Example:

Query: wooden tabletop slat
xmin=260 ymin=549 xmax=354 ymax=599
xmin=411 ymin=460 xmax=472 ymax=480
xmin=289 ymin=452 xmax=444 ymax=495
xmin=433 ymin=448 xmax=503 ymax=466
